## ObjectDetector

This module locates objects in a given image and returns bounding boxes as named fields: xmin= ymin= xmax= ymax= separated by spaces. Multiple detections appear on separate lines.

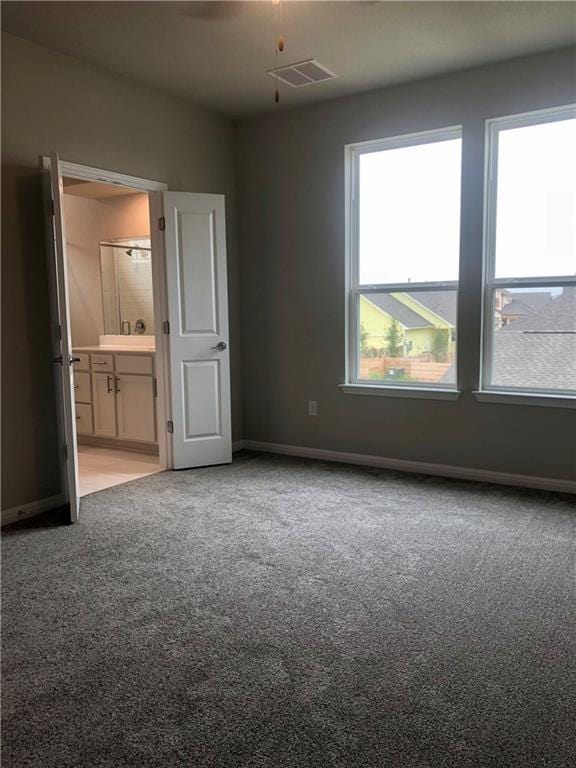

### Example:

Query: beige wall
xmin=1 ymin=32 xmax=241 ymax=510
xmin=237 ymin=47 xmax=576 ymax=482
xmin=64 ymin=192 xmax=150 ymax=346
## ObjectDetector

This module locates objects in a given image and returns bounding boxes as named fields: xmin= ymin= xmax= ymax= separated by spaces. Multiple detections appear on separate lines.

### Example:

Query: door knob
xmin=211 ymin=341 xmax=227 ymax=351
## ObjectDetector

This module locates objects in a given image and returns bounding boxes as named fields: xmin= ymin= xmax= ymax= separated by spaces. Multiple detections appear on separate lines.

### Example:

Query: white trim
xmin=232 ymin=440 xmax=246 ymax=452
xmin=340 ymin=384 xmax=460 ymax=400
xmin=345 ymin=126 xmax=463 ymax=389
xmin=346 ymin=124 xmax=462 ymax=155
xmin=44 ymin=158 xmax=173 ymax=481
xmin=149 ymin=193 xmax=172 ymax=471
xmin=2 ymin=494 xmax=66 ymax=527
xmin=485 ymin=103 xmax=576 ymax=134
xmin=480 ymin=104 xmax=576 ymax=395
xmin=243 ymin=441 xmax=576 ymax=495
xmin=58 ymin=160 xmax=167 ymax=192
xmin=474 ymin=390 xmax=576 ymax=409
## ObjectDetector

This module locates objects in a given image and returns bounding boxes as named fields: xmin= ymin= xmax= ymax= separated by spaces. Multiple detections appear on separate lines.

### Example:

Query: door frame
xmin=44 ymin=158 xmax=173 ymax=472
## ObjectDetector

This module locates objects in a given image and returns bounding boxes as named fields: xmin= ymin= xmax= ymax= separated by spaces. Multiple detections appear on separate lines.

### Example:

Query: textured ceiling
xmin=2 ymin=1 xmax=575 ymax=117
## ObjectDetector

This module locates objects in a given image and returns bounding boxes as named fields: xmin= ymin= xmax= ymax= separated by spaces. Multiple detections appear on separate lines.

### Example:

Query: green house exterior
xmin=359 ymin=292 xmax=456 ymax=360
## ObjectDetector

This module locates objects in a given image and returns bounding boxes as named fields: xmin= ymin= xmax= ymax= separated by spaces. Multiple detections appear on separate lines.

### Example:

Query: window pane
xmin=491 ymin=287 xmax=576 ymax=392
xmin=358 ymin=137 xmax=462 ymax=284
xmin=358 ymin=290 xmax=457 ymax=386
xmin=495 ymin=118 xmax=576 ymax=278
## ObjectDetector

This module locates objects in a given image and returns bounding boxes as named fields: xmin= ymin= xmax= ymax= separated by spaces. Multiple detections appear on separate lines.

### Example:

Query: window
xmin=482 ymin=106 xmax=576 ymax=396
xmin=346 ymin=127 xmax=462 ymax=390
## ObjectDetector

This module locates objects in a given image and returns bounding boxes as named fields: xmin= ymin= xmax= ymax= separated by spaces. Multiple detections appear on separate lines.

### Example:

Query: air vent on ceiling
xmin=267 ymin=59 xmax=337 ymax=88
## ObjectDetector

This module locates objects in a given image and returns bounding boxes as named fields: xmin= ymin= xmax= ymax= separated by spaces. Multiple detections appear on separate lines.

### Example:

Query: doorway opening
xmin=45 ymin=155 xmax=232 ymax=522
xmin=61 ymin=177 xmax=162 ymax=496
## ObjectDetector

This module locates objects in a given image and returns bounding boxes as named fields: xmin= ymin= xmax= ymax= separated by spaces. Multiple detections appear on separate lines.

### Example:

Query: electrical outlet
xmin=308 ymin=400 xmax=318 ymax=416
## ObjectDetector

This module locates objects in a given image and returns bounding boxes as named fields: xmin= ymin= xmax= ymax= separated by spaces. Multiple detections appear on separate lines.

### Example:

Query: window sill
xmin=473 ymin=391 xmax=576 ymax=409
xmin=340 ymin=384 xmax=460 ymax=401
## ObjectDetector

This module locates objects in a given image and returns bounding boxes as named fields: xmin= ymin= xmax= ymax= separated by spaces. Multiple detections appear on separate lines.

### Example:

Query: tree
xmin=360 ymin=322 xmax=370 ymax=355
xmin=385 ymin=319 xmax=402 ymax=357
xmin=431 ymin=329 xmax=449 ymax=362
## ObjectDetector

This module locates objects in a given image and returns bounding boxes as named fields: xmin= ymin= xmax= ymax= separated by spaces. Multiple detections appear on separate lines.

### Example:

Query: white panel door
xmin=92 ymin=373 xmax=117 ymax=437
xmin=159 ymin=192 xmax=231 ymax=469
xmin=116 ymin=375 xmax=156 ymax=442
xmin=43 ymin=154 xmax=80 ymax=522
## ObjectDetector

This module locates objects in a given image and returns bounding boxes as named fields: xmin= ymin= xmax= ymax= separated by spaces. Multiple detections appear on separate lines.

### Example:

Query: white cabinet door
xmin=92 ymin=373 xmax=117 ymax=437
xmin=116 ymin=375 xmax=156 ymax=443
xmin=75 ymin=404 xmax=93 ymax=436
xmin=73 ymin=371 xmax=91 ymax=404
xmin=157 ymin=192 xmax=231 ymax=469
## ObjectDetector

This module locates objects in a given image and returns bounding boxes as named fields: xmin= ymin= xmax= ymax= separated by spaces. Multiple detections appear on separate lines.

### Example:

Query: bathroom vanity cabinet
xmin=72 ymin=348 xmax=157 ymax=449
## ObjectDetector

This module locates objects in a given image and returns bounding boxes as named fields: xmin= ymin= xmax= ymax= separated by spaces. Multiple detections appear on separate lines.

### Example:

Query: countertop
xmin=73 ymin=346 xmax=156 ymax=354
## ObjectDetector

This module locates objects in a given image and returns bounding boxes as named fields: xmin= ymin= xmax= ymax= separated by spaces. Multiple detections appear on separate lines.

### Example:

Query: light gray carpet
xmin=2 ymin=451 xmax=576 ymax=768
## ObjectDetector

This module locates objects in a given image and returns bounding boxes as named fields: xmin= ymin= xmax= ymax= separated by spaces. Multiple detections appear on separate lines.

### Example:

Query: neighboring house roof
xmin=501 ymin=292 xmax=553 ymax=317
xmin=406 ymin=291 xmax=457 ymax=326
xmin=501 ymin=299 xmax=536 ymax=318
xmin=492 ymin=331 xmax=576 ymax=390
xmin=502 ymin=287 xmax=576 ymax=332
xmin=366 ymin=294 xmax=432 ymax=329
xmin=439 ymin=288 xmax=576 ymax=389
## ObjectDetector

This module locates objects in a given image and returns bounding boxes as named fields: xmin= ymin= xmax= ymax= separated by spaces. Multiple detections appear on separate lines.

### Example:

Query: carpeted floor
xmin=2 ymin=451 xmax=575 ymax=768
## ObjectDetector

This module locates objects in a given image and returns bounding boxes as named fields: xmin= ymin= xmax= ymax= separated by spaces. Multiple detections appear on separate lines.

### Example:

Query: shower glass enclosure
xmin=99 ymin=237 xmax=154 ymax=336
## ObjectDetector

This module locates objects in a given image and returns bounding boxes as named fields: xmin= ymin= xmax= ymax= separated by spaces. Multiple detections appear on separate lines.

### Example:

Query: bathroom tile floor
xmin=77 ymin=445 xmax=161 ymax=496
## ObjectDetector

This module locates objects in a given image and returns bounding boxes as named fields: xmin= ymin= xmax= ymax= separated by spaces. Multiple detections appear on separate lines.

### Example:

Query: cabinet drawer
xmin=75 ymin=403 xmax=93 ymax=436
xmin=73 ymin=353 xmax=90 ymax=371
xmin=115 ymin=354 xmax=154 ymax=375
xmin=74 ymin=371 xmax=91 ymax=403
xmin=90 ymin=353 xmax=114 ymax=372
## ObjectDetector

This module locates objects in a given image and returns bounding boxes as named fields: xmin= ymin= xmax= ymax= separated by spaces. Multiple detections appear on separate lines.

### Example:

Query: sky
xmin=358 ymin=117 xmax=576 ymax=285
xmin=496 ymin=118 xmax=576 ymax=278
xmin=359 ymin=137 xmax=461 ymax=285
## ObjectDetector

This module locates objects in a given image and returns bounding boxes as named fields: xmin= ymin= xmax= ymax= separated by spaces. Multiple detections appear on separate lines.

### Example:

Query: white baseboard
xmin=232 ymin=440 xmax=246 ymax=453
xmin=243 ymin=440 xmax=576 ymax=495
xmin=1 ymin=493 xmax=66 ymax=527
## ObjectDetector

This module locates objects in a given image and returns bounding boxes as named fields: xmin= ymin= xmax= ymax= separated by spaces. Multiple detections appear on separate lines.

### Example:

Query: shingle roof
xmin=366 ymin=294 xmax=432 ymax=329
xmin=501 ymin=292 xmax=553 ymax=317
xmin=493 ymin=331 xmax=576 ymax=391
xmin=406 ymin=292 xmax=457 ymax=325
xmin=502 ymin=287 xmax=576 ymax=332
xmin=501 ymin=299 xmax=536 ymax=317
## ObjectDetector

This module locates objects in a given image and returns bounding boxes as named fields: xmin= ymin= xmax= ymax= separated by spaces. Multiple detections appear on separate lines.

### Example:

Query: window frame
xmin=344 ymin=125 xmax=463 ymax=394
xmin=480 ymin=104 xmax=576 ymax=398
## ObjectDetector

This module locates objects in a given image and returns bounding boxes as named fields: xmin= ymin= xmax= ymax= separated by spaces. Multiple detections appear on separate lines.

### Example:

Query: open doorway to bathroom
xmin=62 ymin=178 xmax=161 ymax=496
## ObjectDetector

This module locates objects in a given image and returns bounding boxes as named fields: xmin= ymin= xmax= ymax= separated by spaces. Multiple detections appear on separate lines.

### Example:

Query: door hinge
xmin=50 ymin=199 xmax=55 ymax=216
xmin=63 ymin=444 xmax=68 ymax=460
xmin=153 ymin=378 xmax=158 ymax=398
xmin=158 ymin=216 xmax=166 ymax=231
xmin=162 ymin=320 xmax=170 ymax=335
xmin=167 ymin=420 xmax=174 ymax=434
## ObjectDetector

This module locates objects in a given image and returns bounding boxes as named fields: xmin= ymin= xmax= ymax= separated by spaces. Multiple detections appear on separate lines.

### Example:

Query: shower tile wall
xmin=116 ymin=244 xmax=154 ymax=335
xmin=101 ymin=247 xmax=119 ymax=334
xmin=101 ymin=242 xmax=154 ymax=335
